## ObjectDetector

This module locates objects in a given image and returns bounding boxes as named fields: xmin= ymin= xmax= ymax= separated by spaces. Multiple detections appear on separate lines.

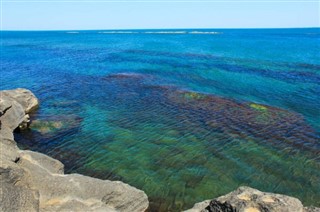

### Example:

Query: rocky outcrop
xmin=185 ymin=186 xmax=320 ymax=212
xmin=0 ymin=88 xmax=39 ymax=131
xmin=0 ymin=88 xmax=149 ymax=212
xmin=1 ymin=88 xmax=39 ymax=113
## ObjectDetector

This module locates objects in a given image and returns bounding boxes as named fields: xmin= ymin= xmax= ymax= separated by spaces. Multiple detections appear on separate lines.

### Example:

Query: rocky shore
xmin=1 ymin=88 xmax=319 ymax=212
xmin=0 ymin=88 xmax=149 ymax=212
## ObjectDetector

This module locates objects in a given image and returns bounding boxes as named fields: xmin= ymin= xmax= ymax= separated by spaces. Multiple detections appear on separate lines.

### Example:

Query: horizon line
xmin=3 ymin=0 xmax=319 ymax=2
xmin=2 ymin=27 xmax=320 ymax=31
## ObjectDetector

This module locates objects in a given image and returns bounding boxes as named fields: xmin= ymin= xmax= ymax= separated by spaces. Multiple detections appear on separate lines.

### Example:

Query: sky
xmin=1 ymin=0 xmax=320 ymax=30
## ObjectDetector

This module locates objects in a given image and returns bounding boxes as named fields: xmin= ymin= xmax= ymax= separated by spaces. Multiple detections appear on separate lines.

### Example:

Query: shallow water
xmin=2 ymin=29 xmax=320 ymax=211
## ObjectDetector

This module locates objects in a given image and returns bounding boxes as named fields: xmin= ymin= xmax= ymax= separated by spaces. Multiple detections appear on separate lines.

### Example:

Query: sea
xmin=1 ymin=28 xmax=320 ymax=211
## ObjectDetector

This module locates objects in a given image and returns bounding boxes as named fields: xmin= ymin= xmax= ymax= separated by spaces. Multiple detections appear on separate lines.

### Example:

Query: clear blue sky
xmin=1 ymin=0 xmax=320 ymax=30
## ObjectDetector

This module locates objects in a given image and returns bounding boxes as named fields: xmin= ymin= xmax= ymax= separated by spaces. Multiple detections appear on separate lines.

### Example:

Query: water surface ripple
xmin=2 ymin=29 xmax=320 ymax=211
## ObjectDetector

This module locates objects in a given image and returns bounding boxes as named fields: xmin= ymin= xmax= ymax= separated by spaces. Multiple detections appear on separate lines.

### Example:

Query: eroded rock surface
xmin=1 ymin=88 xmax=39 ymax=113
xmin=185 ymin=187 xmax=320 ymax=212
xmin=0 ymin=88 xmax=149 ymax=212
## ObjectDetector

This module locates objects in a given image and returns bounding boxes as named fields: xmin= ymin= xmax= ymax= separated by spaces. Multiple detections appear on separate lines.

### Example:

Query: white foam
xmin=189 ymin=31 xmax=223 ymax=34
xmin=144 ymin=31 xmax=187 ymax=34
xmin=66 ymin=31 xmax=79 ymax=34
xmin=96 ymin=30 xmax=223 ymax=35
xmin=98 ymin=31 xmax=138 ymax=34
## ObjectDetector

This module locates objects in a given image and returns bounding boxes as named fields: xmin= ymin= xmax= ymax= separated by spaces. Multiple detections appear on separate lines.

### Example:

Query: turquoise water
xmin=1 ymin=29 xmax=320 ymax=211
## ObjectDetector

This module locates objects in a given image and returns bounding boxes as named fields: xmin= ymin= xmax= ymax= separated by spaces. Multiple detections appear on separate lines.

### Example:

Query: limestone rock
xmin=19 ymin=150 xmax=65 ymax=175
xmin=304 ymin=207 xmax=320 ymax=212
xmin=185 ymin=187 xmax=320 ymax=212
xmin=1 ymin=88 xmax=39 ymax=113
xmin=207 ymin=186 xmax=303 ymax=212
xmin=0 ymin=94 xmax=26 ymax=132
xmin=0 ymin=88 xmax=39 ymax=132
xmin=0 ymin=138 xmax=20 ymax=162
xmin=184 ymin=200 xmax=211 ymax=212
xmin=0 ymin=89 xmax=40 ymax=212
xmin=0 ymin=159 xmax=40 ymax=212
xmin=1 ymin=179 xmax=39 ymax=212
xmin=18 ymin=151 xmax=148 ymax=212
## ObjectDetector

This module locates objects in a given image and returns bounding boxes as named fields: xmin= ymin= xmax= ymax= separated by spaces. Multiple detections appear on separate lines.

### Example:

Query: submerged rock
xmin=29 ymin=115 xmax=82 ymax=135
xmin=30 ymin=120 xmax=64 ymax=134
xmin=165 ymin=89 xmax=319 ymax=152
xmin=0 ymin=88 xmax=149 ymax=212
xmin=185 ymin=186 xmax=320 ymax=212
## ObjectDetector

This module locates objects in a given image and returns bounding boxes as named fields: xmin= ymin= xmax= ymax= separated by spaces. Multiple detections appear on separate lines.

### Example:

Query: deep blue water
xmin=1 ymin=28 xmax=320 ymax=211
